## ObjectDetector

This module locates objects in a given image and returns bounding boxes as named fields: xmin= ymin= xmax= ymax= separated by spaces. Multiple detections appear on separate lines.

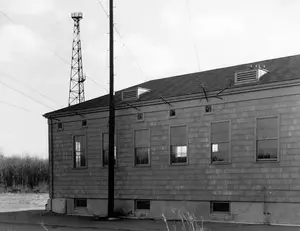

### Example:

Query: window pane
xmin=257 ymin=117 xmax=278 ymax=139
xmin=103 ymin=150 xmax=109 ymax=166
xmin=135 ymin=148 xmax=149 ymax=165
xmin=257 ymin=139 xmax=277 ymax=160
xmin=170 ymin=126 xmax=187 ymax=145
xmin=211 ymin=121 xmax=229 ymax=142
xmin=211 ymin=202 xmax=230 ymax=213
xmin=135 ymin=130 xmax=149 ymax=147
xmin=211 ymin=143 xmax=229 ymax=163
xmin=74 ymin=135 xmax=86 ymax=168
xmin=102 ymin=133 xmax=109 ymax=150
xmin=171 ymin=145 xmax=187 ymax=163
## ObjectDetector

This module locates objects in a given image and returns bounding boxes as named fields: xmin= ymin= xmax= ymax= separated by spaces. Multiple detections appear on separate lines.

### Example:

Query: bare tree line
xmin=0 ymin=152 xmax=48 ymax=192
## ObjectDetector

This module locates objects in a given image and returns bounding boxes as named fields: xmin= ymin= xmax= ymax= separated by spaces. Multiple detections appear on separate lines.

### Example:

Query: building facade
xmin=44 ymin=55 xmax=300 ymax=225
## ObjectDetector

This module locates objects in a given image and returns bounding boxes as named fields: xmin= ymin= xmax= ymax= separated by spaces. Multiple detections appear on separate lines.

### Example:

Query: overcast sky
xmin=0 ymin=0 xmax=300 ymax=158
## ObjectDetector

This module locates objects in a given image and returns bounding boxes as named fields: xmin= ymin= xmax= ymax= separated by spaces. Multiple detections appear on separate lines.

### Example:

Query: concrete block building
xmin=44 ymin=54 xmax=300 ymax=225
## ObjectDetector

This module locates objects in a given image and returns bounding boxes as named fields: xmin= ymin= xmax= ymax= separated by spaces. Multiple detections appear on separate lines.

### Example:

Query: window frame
xmin=133 ymin=129 xmax=151 ymax=167
xmin=102 ymin=132 xmax=118 ymax=167
xmin=210 ymin=120 xmax=231 ymax=165
xmin=205 ymin=104 xmax=213 ymax=114
xmin=255 ymin=115 xmax=280 ymax=163
xmin=169 ymin=125 xmax=188 ymax=165
xmin=72 ymin=133 xmax=88 ymax=169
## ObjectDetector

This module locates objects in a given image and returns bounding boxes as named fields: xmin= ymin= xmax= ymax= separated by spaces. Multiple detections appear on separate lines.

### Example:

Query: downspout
xmin=49 ymin=118 xmax=54 ymax=209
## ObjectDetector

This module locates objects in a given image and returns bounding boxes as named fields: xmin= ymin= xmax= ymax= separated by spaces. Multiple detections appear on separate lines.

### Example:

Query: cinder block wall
xmin=49 ymin=84 xmax=300 ymax=223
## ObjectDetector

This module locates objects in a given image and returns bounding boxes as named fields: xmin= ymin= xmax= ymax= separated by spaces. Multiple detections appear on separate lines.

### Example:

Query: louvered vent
xmin=235 ymin=67 xmax=267 ymax=85
xmin=121 ymin=87 xmax=150 ymax=101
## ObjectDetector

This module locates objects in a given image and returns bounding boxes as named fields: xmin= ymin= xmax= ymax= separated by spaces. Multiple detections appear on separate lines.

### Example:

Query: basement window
xmin=58 ymin=122 xmax=63 ymax=130
xmin=74 ymin=198 xmax=87 ymax=208
xmin=137 ymin=113 xmax=144 ymax=121
xmin=210 ymin=201 xmax=230 ymax=213
xmin=82 ymin=119 xmax=87 ymax=127
xmin=205 ymin=105 xmax=212 ymax=113
xmin=169 ymin=109 xmax=176 ymax=117
xmin=135 ymin=200 xmax=150 ymax=210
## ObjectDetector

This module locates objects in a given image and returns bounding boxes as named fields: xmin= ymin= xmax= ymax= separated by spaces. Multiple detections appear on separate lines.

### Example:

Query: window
xmin=169 ymin=109 xmax=176 ymax=117
xmin=137 ymin=113 xmax=144 ymax=121
xmin=58 ymin=122 xmax=63 ymax=130
xmin=73 ymin=135 xmax=86 ymax=168
xmin=205 ymin=105 xmax=212 ymax=113
xmin=135 ymin=200 xmax=150 ymax=210
xmin=102 ymin=133 xmax=117 ymax=166
xmin=134 ymin=129 xmax=150 ymax=165
xmin=170 ymin=126 xmax=187 ymax=164
xmin=211 ymin=201 xmax=230 ymax=213
xmin=74 ymin=198 xmax=87 ymax=208
xmin=82 ymin=119 xmax=87 ymax=127
xmin=256 ymin=117 xmax=278 ymax=161
xmin=211 ymin=121 xmax=230 ymax=163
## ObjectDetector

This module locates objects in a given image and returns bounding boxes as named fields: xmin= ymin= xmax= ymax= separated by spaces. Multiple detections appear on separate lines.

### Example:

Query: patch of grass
xmin=162 ymin=209 xmax=209 ymax=231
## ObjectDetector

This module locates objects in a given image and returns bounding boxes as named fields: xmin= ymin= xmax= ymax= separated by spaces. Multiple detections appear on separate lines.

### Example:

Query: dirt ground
xmin=0 ymin=193 xmax=48 ymax=212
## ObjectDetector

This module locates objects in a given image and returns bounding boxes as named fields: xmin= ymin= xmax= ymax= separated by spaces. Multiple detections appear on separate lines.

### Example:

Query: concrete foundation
xmin=48 ymin=198 xmax=300 ymax=225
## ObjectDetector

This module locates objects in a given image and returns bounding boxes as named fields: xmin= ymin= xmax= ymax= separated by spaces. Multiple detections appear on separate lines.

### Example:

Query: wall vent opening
xmin=169 ymin=109 xmax=176 ymax=117
xmin=235 ymin=66 xmax=268 ymax=85
xmin=205 ymin=105 xmax=212 ymax=113
xmin=74 ymin=198 xmax=87 ymax=208
xmin=210 ymin=201 xmax=230 ymax=213
xmin=135 ymin=200 xmax=150 ymax=210
xmin=122 ymin=87 xmax=150 ymax=101
xmin=137 ymin=113 xmax=144 ymax=121
xmin=82 ymin=119 xmax=87 ymax=127
xmin=58 ymin=122 xmax=63 ymax=130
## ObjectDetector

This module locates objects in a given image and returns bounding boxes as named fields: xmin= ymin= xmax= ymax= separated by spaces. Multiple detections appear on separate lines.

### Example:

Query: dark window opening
xmin=205 ymin=105 xmax=212 ymax=113
xmin=135 ymin=148 xmax=150 ymax=165
xmin=211 ymin=121 xmax=230 ymax=164
xmin=134 ymin=130 xmax=150 ymax=166
xmin=74 ymin=198 xmax=87 ymax=208
xmin=102 ymin=133 xmax=117 ymax=166
xmin=135 ymin=200 xmax=150 ymax=210
xmin=211 ymin=201 xmax=230 ymax=213
xmin=58 ymin=122 xmax=63 ymax=130
xmin=169 ymin=109 xmax=176 ymax=117
xmin=137 ymin=113 xmax=144 ymax=121
xmin=82 ymin=119 xmax=87 ymax=127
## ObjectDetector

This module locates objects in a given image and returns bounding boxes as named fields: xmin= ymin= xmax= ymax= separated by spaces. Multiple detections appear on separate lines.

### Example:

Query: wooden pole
xmin=108 ymin=0 xmax=115 ymax=218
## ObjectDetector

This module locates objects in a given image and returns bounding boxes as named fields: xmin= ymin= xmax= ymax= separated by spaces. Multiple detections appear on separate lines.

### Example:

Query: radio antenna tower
xmin=68 ymin=12 xmax=86 ymax=106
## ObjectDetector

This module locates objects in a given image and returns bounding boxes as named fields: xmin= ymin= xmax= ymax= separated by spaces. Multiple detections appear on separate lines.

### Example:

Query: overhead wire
xmin=0 ymin=70 xmax=64 ymax=108
xmin=0 ymin=11 xmax=109 ymax=94
xmin=0 ymin=101 xmax=42 ymax=117
xmin=0 ymin=79 xmax=55 ymax=110
xmin=185 ymin=0 xmax=201 ymax=72
xmin=96 ymin=0 xmax=150 ymax=82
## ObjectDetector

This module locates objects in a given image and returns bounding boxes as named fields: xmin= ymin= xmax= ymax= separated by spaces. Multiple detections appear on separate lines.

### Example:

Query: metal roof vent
xmin=121 ymin=87 xmax=150 ymax=101
xmin=234 ymin=64 xmax=268 ymax=85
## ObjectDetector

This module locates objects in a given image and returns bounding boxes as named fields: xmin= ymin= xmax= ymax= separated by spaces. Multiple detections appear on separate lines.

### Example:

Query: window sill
xmin=255 ymin=159 xmax=279 ymax=163
xmin=170 ymin=162 xmax=188 ymax=166
xmin=134 ymin=164 xmax=151 ymax=168
xmin=72 ymin=167 xmax=88 ymax=170
xmin=210 ymin=162 xmax=231 ymax=165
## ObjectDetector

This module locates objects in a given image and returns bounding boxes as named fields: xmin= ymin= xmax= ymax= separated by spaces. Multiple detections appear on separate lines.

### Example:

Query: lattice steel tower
xmin=68 ymin=12 xmax=85 ymax=106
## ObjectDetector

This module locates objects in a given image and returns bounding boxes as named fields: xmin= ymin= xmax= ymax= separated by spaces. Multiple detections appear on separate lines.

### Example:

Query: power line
xmin=0 ymin=79 xmax=55 ymax=110
xmin=0 ymin=11 xmax=109 ymax=94
xmin=0 ymin=101 xmax=42 ymax=117
xmin=185 ymin=0 xmax=201 ymax=72
xmin=96 ymin=0 xmax=149 ymax=82
xmin=0 ymin=70 xmax=64 ymax=108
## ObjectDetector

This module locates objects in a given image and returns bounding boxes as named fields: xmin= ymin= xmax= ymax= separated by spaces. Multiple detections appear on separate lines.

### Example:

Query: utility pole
xmin=108 ymin=0 xmax=115 ymax=218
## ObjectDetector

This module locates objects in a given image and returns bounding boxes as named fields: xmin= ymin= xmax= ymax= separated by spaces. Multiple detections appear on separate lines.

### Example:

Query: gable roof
xmin=44 ymin=54 xmax=300 ymax=118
